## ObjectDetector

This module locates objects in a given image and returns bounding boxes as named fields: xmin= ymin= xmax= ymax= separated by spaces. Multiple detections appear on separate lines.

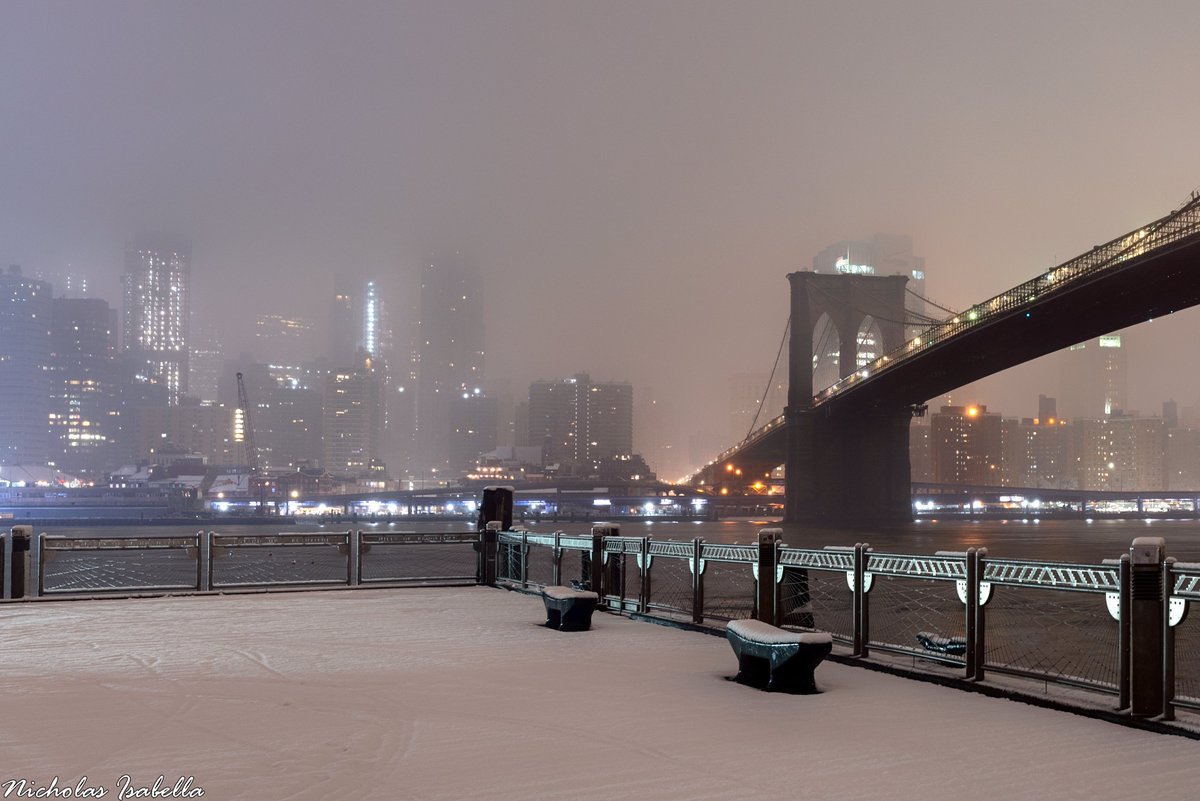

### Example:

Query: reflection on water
xmin=39 ymin=516 xmax=1200 ymax=564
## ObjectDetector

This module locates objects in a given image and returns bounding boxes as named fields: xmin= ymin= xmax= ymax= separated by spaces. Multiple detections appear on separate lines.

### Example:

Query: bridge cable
xmin=746 ymin=313 xmax=791 ymax=438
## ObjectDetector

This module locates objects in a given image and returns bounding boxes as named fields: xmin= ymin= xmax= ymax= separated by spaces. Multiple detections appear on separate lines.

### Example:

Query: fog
xmin=4 ymin=1 xmax=1200 ymax=477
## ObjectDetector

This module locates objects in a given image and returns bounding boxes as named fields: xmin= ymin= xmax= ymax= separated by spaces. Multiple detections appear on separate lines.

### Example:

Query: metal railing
xmin=4 ymin=523 xmax=1194 ymax=720
xmin=5 ymin=529 xmax=482 ymax=598
xmin=493 ymin=526 xmax=1195 ymax=720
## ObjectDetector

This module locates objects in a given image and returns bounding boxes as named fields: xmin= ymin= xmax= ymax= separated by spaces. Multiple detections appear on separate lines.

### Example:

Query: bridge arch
xmin=812 ymin=312 xmax=841 ymax=394
xmin=856 ymin=315 xmax=883 ymax=372
xmin=785 ymin=272 xmax=909 ymax=411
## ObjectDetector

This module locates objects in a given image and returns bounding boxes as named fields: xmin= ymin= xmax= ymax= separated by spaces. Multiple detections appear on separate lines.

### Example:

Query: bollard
xmin=757 ymin=528 xmax=780 ymax=624
xmin=1129 ymin=537 xmax=1165 ymax=717
xmin=478 ymin=486 xmax=514 ymax=532
xmin=9 ymin=526 xmax=32 ymax=599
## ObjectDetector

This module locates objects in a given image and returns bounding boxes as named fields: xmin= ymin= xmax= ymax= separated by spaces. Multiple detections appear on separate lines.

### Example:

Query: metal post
xmin=974 ymin=547 xmax=988 ymax=682
xmin=852 ymin=543 xmax=866 ymax=657
xmin=31 ymin=530 xmax=43 ymax=597
xmin=860 ymin=544 xmax=872 ymax=658
xmin=197 ymin=530 xmax=211 ymax=591
xmin=639 ymin=536 xmax=650 ymax=613
xmin=692 ymin=537 xmax=704 ymax=624
xmin=1118 ymin=554 xmax=1131 ymax=711
xmin=482 ymin=522 xmax=500 ymax=587
xmin=594 ymin=524 xmax=621 ymax=608
xmin=2 ymin=528 xmax=10 ymax=599
xmin=349 ymin=529 xmax=361 ymax=586
xmin=552 ymin=531 xmax=562 ymax=586
xmin=756 ymin=529 xmax=779 ymax=624
xmin=1129 ymin=537 xmax=1165 ymax=717
xmin=1163 ymin=556 xmax=1177 ymax=722
xmin=964 ymin=548 xmax=978 ymax=679
xmin=8 ymin=526 xmax=32 ymax=599
xmin=589 ymin=526 xmax=605 ymax=597
xmin=520 ymin=531 xmax=529 ymax=590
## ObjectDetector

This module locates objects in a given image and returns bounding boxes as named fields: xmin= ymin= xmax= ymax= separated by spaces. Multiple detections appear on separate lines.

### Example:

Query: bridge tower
xmin=784 ymin=272 xmax=913 ymax=524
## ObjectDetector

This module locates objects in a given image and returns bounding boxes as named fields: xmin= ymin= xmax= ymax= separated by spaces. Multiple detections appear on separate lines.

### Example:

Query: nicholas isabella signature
xmin=2 ymin=776 xmax=203 ymax=799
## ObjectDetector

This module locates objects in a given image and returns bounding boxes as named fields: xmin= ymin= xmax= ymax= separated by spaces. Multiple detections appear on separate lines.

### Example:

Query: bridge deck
xmin=2 ymin=587 xmax=1196 ymax=799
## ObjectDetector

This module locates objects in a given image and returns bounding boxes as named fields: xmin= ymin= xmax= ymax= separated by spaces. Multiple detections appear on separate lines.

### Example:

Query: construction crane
xmin=235 ymin=372 xmax=260 ymax=474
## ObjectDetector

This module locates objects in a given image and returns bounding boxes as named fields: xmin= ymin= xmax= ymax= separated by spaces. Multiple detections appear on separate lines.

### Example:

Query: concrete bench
xmin=541 ymin=585 xmax=600 ymax=631
xmin=916 ymin=631 xmax=967 ymax=657
xmin=726 ymin=619 xmax=833 ymax=694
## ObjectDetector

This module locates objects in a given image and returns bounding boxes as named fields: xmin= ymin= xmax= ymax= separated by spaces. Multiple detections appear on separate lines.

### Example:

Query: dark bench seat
xmin=541 ymin=585 xmax=600 ymax=631
xmin=726 ymin=619 xmax=833 ymax=694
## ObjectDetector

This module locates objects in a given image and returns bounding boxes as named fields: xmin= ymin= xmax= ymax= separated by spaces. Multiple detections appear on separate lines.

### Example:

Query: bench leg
xmin=734 ymin=653 xmax=771 ymax=689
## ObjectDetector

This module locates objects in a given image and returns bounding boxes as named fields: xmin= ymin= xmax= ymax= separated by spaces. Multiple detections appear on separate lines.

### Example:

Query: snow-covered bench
xmin=916 ymin=631 xmax=967 ymax=657
xmin=725 ymin=619 xmax=833 ymax=694
xmin=541 ymin=585 xmax=600 ymax=631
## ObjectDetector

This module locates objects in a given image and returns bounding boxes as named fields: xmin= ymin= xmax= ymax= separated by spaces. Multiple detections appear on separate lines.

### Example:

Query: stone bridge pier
xmin=783 ymin=271 xmax=914 ymax=524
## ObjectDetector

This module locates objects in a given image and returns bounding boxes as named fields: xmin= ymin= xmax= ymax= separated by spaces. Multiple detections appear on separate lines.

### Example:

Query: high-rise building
xmin=1059 ymin=334 xmax=1128 ymax=421
xmin=122 ymin=241 xmax=191 ymax=404
xmin=188 ymin=324 xmax=223 ymax=403
xmin=322 ymin=367 xmax=383 ymax=477
xmin=527 ymin=373 xmax=633 ymax=471
xmin=48 ymin=297 xmax=117 ymax=476
xmin=448 ymin=391 xmax=498 ymax=472
xmin=414 ymin=259 xmax=484 ymax=471
xmin=1073 ymin=414 xmax=1165 ymax=491
xmin=254 ymin=314 xmax=316 ymax=365
xmin=930 ymin=404 xmax=1002 ymax=485
xmin=0 ymin=266 xmax=52 ymax=465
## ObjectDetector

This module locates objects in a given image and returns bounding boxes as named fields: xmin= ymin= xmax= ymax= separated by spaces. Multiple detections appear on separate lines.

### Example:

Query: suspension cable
xmin=747 ymin=314 xmax=790 ymax=437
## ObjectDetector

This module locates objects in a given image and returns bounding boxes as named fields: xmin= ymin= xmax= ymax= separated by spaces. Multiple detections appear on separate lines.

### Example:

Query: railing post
xmin=349 ymin=529 xmax=361 ymax=586
xmin=32 ymin=530 xmax=43 ymax=597
xmin=1163 ymin=556 xmax=1177 ymax=722
xmin=7 ymin=526 xmax=32 ymax=599
xmin=1129 ymin=537 xmax=1166 ymax=717
xmin=1117 ymin=554 xmax=1131 ymax=711
xmin=973 ymin=547 xmax=988 ymax=682
xmin=552 ymin=531 xmax=562 ymax=586
xmin=2 ymin=528 xmax=10 ymax=599
xmin=692 ymin=537 xmax=704 ymax=624
xmin=520 ymin=531 xmax=529 ymax=590
xmin=197 ymin=530 xmax=211 ymax=592
xmin=592 ymin=524 xmax=621 ymax=608
xmin=482 ymin=522 xmax=500 ymax=587
xmin=639 ymin=536 xmax=650 ymax=613
xmin=589 ymin=525 xmax=605 ymax=597
xmin=852 ymin=543 xmax=869 ymax=658
xmin=756 ymin=529 xmax=779 ymax=624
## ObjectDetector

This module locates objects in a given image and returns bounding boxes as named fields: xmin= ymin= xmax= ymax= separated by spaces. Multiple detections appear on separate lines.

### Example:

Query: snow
xmin=542 ymin=585 xmax=598 ymax=601
xmin=1 ymin=587 xmax=1198 ymax=800
xmin=727 ymin=618 xmax=832 ymax=645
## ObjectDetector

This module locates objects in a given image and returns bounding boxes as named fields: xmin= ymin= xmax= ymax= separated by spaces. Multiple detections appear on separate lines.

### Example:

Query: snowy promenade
xmin=2 ymin=587 xmax=1198 ymax=801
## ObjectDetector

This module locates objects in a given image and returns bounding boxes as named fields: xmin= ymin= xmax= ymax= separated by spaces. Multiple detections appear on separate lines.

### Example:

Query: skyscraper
xmin=527 ymin=373 xmax=633 ymax=471
xmin=0 ymin=266 xmax=52 ymax=465
xmin=812 ymin=234 xmax=929 ymax=344
xmin=1058 ymin=334 xmax=1128 ymax=421
xmin=414 ymin=259 xmax=484 ymax=471
xmin=48 ymin=297 xmax=117 ymax=476
xmin=122 ymin=241 xmax=191 ymax=404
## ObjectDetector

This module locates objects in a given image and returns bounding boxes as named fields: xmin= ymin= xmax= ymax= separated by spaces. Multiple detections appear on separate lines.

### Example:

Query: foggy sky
xmin=4 ymin=1 xmax=1200 ymax=474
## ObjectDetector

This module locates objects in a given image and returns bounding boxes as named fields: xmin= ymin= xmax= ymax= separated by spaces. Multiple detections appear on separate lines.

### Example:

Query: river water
xmin=37 ymin=516 xmax=1200 ymax=564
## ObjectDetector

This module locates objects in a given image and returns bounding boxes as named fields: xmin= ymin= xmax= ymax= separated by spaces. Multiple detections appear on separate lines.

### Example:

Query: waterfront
xmin=34 ymin=516 xmax=1200 ymax=564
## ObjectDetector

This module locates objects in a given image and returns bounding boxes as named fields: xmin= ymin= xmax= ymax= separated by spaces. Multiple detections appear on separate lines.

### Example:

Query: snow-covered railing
xmin=4 ymin=529 xmax=483 ymax=599
xmin=495 ymin=527 xmax=1194 ymax=720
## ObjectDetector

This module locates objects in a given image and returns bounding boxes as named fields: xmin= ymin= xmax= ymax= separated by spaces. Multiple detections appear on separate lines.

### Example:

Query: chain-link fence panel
xmin=647 ymin=556 xmax=692 ymax=618
xmin=525 ymin=544 xmax=555 ymax=588
xmin=780 ymin=567 xmax=852 ymax=641
xmin=984 ymin=585 xmax=1119 ymax=689
xmin=702 ymin=561 xmax=755 ymax=622
xmin=1174 ymin=615 xmax=1200 ymax=706
xmin=868 ymin=575 xmax=964 ymax=661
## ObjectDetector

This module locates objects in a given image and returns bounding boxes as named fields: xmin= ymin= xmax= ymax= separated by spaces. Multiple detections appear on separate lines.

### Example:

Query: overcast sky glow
xmin=4 ymin=1 xmax=1200 ymax=473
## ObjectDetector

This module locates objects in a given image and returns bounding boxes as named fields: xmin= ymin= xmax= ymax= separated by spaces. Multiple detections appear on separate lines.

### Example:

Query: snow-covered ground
xmin=2 ymin=587 xmax=1197 ymax=800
